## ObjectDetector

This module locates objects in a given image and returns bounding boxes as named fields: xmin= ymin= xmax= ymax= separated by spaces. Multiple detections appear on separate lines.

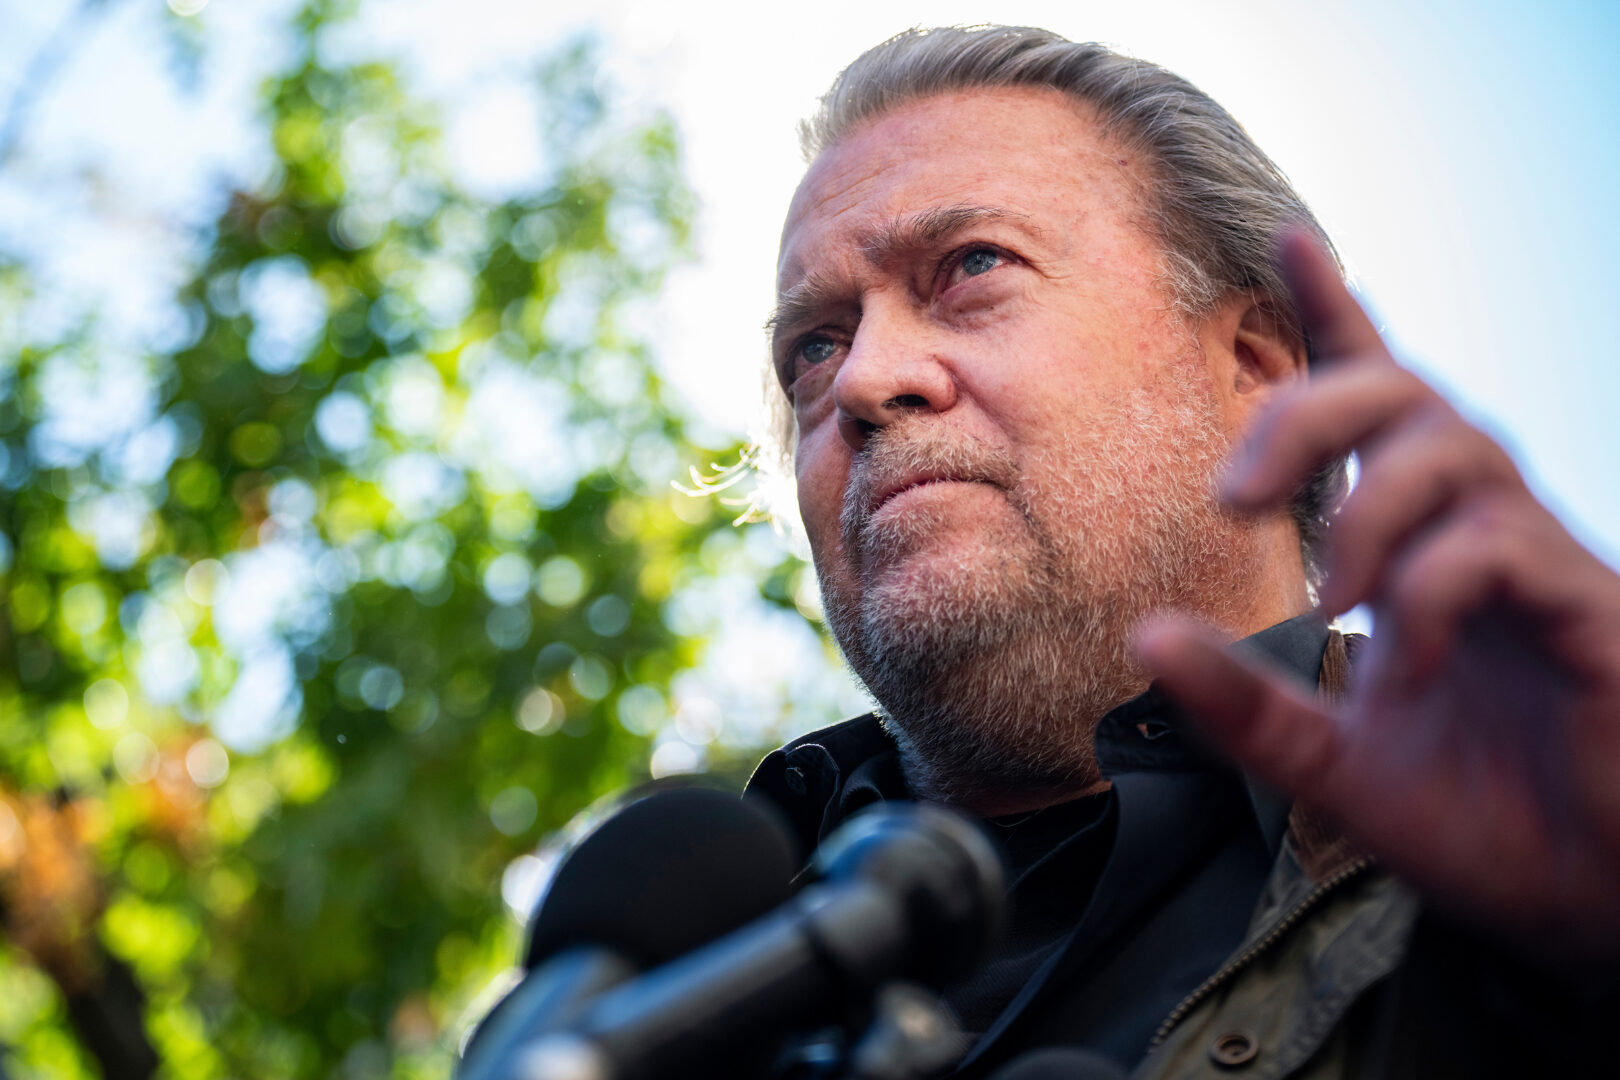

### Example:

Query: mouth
xmin=868 ymin=474 xmax=981 ymax=517
xmin=838 ymin=422 xmax=1023 ymax=552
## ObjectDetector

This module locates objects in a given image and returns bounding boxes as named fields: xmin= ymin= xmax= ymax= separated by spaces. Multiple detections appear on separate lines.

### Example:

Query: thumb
xmin=1136 ymin=617 xmax=1340 ymax=797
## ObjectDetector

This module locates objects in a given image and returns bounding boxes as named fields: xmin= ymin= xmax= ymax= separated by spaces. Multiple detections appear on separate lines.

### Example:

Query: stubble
xmin=818 ymin=362 xmax=1264 ymax=809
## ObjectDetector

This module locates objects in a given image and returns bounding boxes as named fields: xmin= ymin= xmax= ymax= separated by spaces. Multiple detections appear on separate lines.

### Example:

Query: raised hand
xmin=1138 ymin=231 xmax=1620 ymax=948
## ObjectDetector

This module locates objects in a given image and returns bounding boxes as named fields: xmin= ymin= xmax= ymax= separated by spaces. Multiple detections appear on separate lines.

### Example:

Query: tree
xmin=0 ymin=3 xmax=837 ymax=1075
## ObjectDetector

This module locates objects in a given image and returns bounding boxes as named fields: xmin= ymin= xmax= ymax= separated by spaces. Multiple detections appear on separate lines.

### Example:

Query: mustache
xmin=839 ymin=421 xmax=1022 ymax=551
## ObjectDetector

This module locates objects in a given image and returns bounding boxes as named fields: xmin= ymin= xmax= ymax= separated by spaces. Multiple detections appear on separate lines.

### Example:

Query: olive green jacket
xmin=1138 ymin=631 xmax=1612 ymax=1080
xmin=1137 ymin=804 xmax=1409 ymax=1078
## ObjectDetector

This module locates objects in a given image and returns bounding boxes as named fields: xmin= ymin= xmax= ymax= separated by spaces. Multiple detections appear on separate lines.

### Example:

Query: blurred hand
xmin=1138 ymin=231 xmax=1620 ymax=947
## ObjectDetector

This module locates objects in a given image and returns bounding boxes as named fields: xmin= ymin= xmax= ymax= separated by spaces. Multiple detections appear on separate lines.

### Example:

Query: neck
xmin=1228 ymin=519 xmax=1314 ymax=637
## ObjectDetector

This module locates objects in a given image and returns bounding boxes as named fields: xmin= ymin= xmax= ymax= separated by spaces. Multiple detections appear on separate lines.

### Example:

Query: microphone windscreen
xmin=524 ymin=787 xmax=800 ymax=969
xmin=987 ymin=1048 xmax=1129 ymax=1080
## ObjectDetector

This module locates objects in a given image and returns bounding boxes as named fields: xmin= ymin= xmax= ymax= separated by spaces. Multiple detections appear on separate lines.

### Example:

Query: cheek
xmin=962 ymin=321 xmax=1107 ymax=439
xmin=794 ymin=428 xmax=851 ymax=547
xmin=972 ymin=299 xmax=1178 ymax=437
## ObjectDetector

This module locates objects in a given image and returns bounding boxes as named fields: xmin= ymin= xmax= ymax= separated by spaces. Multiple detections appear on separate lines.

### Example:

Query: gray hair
xmin=768 ymin=25 xmax=1350 ymax=585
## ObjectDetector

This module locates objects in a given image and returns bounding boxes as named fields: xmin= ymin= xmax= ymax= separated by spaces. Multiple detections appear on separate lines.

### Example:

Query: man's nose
xmin=832 ymin=315 xmax=958 ymax=452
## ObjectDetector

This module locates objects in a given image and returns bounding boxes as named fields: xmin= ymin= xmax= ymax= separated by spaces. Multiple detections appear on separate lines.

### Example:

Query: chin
xmin=846 ymin=508 xmax=1054 ymax=657
xmin=866 ymin=544 xmax=1032 ymax=621
xmin=823 ymin=531 xmax=1140 ymax=804
xmin=822 ymin=512 xmax=1262 ymax=807
xmin=851 ymin=598 xmax=1136 ymax=806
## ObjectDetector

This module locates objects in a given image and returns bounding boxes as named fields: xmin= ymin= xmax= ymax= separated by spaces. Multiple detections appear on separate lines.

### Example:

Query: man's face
xmin=772 ymin=88 xmax=1264 ymax=803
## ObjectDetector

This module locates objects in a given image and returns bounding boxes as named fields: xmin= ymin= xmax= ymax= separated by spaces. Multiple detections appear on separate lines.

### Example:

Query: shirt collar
xmin=745 ymin=612 xmax=1331 ymax=854
xmin=1094 ymin=611 xmax=1330 ymax=779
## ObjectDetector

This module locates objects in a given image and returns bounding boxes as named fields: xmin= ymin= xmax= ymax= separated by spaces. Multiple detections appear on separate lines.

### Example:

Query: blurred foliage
xmin=0 ymin=2 xmax=823 ymax=1076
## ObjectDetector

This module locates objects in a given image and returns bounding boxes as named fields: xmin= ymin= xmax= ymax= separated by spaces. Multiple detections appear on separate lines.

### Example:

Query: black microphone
xmin=516 ymin=802 xmax=1003 ymax=1080
xmin=459 ymin=787 xmax=801 ymax=1079
xmin=523 ymin=786 xmax=801 ymax=971
xmin=986 ymin=1048 xmax=1128 ymax=1080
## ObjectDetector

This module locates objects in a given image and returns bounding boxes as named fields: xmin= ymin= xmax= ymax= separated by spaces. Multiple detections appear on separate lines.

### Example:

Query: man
xmin=745 ymin=25 xmax=1620 ymax=1078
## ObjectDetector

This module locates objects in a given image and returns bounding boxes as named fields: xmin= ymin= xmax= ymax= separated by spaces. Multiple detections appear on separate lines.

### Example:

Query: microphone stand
xmin=841 ymin=982 xmax=967 ymax=1080
xmin=769 ymin=982 xmax=966 ymax=1080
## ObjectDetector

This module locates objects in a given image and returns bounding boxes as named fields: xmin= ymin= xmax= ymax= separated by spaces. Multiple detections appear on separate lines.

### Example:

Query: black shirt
xmin=744 ymin=613 xmax=1331 ymax=1075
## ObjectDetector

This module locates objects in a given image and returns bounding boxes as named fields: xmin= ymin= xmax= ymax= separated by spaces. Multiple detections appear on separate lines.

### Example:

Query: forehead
xmin=777 ymin=87 xmax=1140 ymax=286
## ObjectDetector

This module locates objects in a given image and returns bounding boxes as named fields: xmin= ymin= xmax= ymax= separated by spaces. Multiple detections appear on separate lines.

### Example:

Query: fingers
xmin=1277 ymin=228 xmax=1391 ymax=365
xmin=1225 ymin=362 xmax=1437 ymax=510
xmin=1378 ymin=492 xmax=1603 ymax=687
xmin=1136 ymin=618 xmax=1340 ymax=797
xmin=1318 ymin=411 xmax=1523 ymax=615
xmin=1224 ymin=230 xmax=1431 ymax=511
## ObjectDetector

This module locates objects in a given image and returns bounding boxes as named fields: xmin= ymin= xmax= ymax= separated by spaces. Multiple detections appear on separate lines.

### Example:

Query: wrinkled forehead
xmin=774 ymin=123 xmax=917 ymax=286
xmin=774 ymin=88 xmax=1133 ymax=289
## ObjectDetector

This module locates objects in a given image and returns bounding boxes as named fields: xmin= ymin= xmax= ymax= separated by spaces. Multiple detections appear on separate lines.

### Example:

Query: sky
xmin=2 ymin=0 xmax=1618 ymax=600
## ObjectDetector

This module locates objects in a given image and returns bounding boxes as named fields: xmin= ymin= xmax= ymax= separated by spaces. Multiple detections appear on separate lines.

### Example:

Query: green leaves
xmin=0 ymin=10 xmax=806 ymax=1078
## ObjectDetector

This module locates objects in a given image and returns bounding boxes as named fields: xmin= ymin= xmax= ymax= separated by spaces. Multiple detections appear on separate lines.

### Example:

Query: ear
xmin=1230 ymin=299 xmax=1308 ymax=396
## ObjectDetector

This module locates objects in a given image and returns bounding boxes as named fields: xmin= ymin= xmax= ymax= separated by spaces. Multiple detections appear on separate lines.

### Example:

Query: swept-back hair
xmin=770 ymin=25 xmax=1349 ymax=583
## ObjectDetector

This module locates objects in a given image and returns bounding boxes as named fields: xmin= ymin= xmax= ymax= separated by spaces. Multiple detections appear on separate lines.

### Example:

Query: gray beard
xmin=817 ymin=365 xmax=1262 ymax=808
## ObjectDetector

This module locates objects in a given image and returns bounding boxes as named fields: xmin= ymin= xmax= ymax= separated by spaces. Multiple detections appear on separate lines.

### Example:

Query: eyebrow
xmin=859 ymin=204 xmax=1022 ymax=266
xmin=766 ymin=203 xmax=1033 ymax=343
xmin=766 ymin=270 xmax=847 ymax=343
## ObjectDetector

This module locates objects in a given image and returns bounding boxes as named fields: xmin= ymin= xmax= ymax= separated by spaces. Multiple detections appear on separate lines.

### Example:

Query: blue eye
xmin=798 ymin=336 xmax=837 ymax=365
xmin=961 ymin=249 xmax=1000 ymax=276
